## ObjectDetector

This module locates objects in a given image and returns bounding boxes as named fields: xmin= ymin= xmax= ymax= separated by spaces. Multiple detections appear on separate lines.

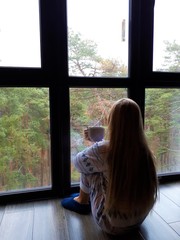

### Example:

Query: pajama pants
xmin=79 ymin=172 xmax=145 ymax=235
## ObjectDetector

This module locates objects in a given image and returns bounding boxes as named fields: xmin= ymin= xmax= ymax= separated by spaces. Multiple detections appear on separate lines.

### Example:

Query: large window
xmin=0 ymin=0 xmax=179 ymax=202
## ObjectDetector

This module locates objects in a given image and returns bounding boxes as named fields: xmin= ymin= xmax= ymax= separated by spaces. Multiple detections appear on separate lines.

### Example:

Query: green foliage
xmin=70 ymin=88 xmax=127 ymax=129
xmin=145 ymin=89 xmax=180 ymax=173
xmin=0 ymin=88 xmax=50 ymax=191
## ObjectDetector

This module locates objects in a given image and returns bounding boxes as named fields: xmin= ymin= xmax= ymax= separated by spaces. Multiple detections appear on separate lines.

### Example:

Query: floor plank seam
xmin=138 ymin=230 xmax=146 ymax=240
xmin=168 ymin=226 xmax=180 ymax=237
xmin=152 ymin=208 xmax=175 ymax=226
xmin=160 ymin=191 xmax=180 ymax=207
xmin=32 ymin=203 xmax=35 ymax=240
xmin=0 ymin=206 xmax=6 ymax=227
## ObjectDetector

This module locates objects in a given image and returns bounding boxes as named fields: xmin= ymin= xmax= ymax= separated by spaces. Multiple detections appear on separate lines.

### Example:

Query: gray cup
xmin=87 ymin=126 xmax=105 ymax=142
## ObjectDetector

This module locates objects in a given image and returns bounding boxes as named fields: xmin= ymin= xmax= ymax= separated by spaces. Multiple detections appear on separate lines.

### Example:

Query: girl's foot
xmin=61 ymin=195 xmax=91 ymax=215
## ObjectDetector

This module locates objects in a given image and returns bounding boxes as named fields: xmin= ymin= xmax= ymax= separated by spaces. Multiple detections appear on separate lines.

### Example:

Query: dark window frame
xmin=0 ymin=0 xmax=179 ymax=203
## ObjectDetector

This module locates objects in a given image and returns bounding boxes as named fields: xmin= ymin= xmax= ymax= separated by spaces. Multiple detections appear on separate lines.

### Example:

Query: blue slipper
xmin=70 ymin=193 xmax=79 ymax=198
xmin=61 ymin=196 xmax=91 ymax=215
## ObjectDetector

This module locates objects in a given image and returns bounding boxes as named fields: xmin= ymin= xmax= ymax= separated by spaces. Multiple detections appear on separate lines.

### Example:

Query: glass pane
xmin=0 ymin=88 xmax=51 ymax=192
xmin=70 ymin=88 xmax=127 ymax=183
xmin=0 ymin=0 xmax=41 ymax=67
xmin=67 ymin=0 xmax=129 ymax=77
xmin=145 ymin=89 xmax=180 ymax=174
xmin=153 ymin=0 xmax=180 ymax=72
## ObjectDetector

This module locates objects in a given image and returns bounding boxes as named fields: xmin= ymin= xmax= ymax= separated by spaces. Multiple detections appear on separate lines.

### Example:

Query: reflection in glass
xmin=0 ymin=0 xmax=41 ymax=67
xmin=145 ymin=89 xmax=180 ymax=174
xmin=70 ymin=88 xmax=127 ymax=183
xmin=0 ymin=88 xmax=51 ymax=191
xmin=67 ymin=0 xmax=129 ymax=77
xmin=153 ymin=0 xmax=180 ymax=72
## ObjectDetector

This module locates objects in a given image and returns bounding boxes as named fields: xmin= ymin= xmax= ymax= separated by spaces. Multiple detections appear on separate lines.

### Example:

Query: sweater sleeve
xmin=73 ymin=142 xmax=107 ymax=174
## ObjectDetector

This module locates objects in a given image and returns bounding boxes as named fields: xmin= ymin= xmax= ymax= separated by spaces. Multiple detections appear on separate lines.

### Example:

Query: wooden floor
xmin=0 ymin=181 xmax=180 ymax=240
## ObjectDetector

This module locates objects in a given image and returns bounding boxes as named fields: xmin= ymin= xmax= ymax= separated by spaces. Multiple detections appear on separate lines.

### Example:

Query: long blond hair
xmin=105 ymin=98 xmax=158 ymax=214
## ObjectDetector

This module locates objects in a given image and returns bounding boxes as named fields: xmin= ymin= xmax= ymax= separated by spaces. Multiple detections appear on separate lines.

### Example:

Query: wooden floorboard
xmin=169 ymin=221 xmax=180 ymax=236
xmin=64 ymin=208 xmax=144 ymax=240
xmin=139 ymin=210 xmax=179 ymax=240
xmin=0 ymin=181 xmax=179 ymax=240
xmin=33 ymin=200 xmax=69 ymax=240
xmin=153 ymin=192 xmax=180 ymax=223
xmin=160 ymin=182 xmax=180 ymax=206
xmin=0 ymin=206 xmax=5 ymax=224
xmin=0 ymin=204 xmax=33 ymax=240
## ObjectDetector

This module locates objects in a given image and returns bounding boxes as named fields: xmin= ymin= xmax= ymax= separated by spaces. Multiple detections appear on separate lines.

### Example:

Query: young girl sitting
xmin=61 ymin=98 xmax=158 ymax=235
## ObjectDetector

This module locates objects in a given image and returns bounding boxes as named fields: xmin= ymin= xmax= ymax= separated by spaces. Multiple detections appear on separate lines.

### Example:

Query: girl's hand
xmin=84 ymin=129 xmax=92 ymax=141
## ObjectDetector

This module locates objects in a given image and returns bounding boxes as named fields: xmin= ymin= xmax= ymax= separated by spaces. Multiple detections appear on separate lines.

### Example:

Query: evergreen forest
xmin=0 ymin=88 xmax=50 ymax=191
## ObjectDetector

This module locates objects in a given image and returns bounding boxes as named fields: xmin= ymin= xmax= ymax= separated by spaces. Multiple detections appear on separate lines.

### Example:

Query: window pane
xmin=67 ymin=0 xmax=128 ymax=77
xmin=0 ymin=0 xmax=41 ymax=68
xmin=153 ymin=0 xmax=180 ymax=72
xmin=145 ymin=89 xmax=180 ymax=174
xmin=70 ymin=88 xmax=127 ymax=183
xmin=0 ymin=88 xmax=51 ymax=191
